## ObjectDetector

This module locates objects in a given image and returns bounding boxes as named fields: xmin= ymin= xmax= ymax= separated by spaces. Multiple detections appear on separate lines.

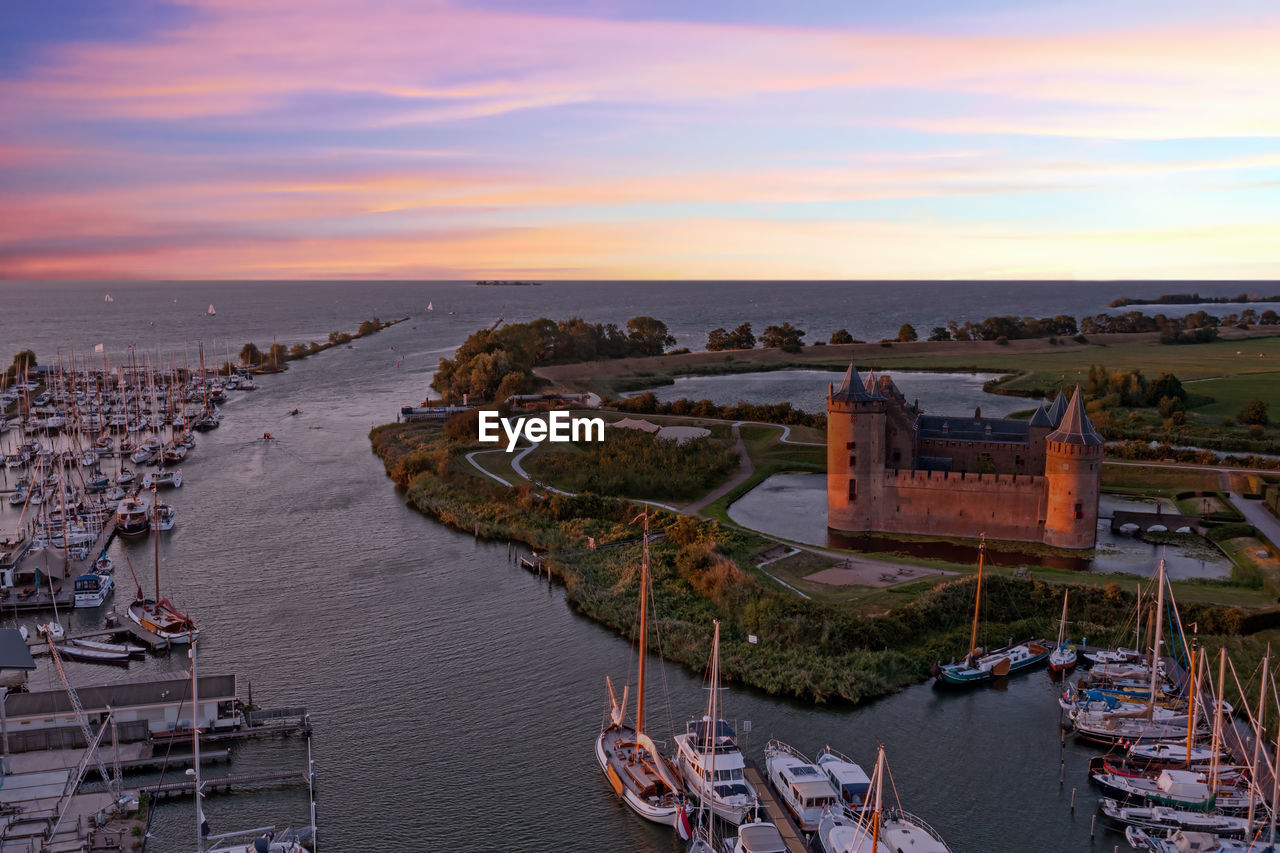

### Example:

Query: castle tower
xmin=1042 ymin=387 xmax=1104 ymax=549
xmin=827 ymin=362 xmax=886 ymax=532
xmin=1026 ymin=403 xmax=1054 ymax=474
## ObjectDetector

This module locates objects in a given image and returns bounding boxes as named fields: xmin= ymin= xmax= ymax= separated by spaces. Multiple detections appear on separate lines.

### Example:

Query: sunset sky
xmin=2 ymin=0 xmax=1279 ymax=280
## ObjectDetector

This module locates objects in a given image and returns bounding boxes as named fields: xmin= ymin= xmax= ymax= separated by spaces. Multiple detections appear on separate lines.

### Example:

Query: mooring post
xmin=1070 ymin=787 xmax=1077 ymax=813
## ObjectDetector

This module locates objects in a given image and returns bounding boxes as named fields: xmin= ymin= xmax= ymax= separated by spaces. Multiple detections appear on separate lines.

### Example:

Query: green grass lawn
xmin=1186 ymin=372 xmax=1280 ymax=419
xmin=1102 ymin=463 xmax=1226 ymax=496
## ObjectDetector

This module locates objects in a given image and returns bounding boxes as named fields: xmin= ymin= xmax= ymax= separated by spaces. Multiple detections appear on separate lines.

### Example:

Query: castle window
xmin=849 ymin=480 xmax=857 ymax=500
xmin=846 ymin=441 xmax=856 ymax=450
xmin=849 ymin=455 xmax=856 ymax=466
xmin=892 ymin=450 xmax=901 ymax=465
xmin=1074 ymin=502 xmax=1083 ymax=519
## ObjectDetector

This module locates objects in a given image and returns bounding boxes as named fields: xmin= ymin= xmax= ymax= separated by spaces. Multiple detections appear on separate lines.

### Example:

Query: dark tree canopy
xmin=760 ymin=322 xmax=805 ymax=353
xmin=829 ymin=329 xmax=854 ymax=345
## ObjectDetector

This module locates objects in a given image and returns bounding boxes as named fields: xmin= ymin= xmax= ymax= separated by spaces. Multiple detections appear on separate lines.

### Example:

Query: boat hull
xmin=595 ymin=726 xmax=681 ymax=826
xmin=936 ymin=642 xmax=1049 ymax=687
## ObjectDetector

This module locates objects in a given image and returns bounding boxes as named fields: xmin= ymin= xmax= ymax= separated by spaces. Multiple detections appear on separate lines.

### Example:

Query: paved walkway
xmin=464 ymin=449 xmax=512 ymax=487
xmin=1227 ymin=492 xmax=1280 ymax=546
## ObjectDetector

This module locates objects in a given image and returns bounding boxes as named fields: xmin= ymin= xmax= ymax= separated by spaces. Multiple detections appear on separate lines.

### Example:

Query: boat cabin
xmin=817 ymin=754 xmax=871 ymax=809
xmin=771 ymin=760 xmax=838 ymax=831
xmin=735 ymin=823 xmax=788 ymax=853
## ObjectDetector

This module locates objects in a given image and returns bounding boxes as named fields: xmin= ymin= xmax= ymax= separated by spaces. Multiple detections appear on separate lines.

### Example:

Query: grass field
xmin=1186 ymin=373 xmax=1280 ymax=419
xmin=1102 ymin=463 xmax=1226 ymax=496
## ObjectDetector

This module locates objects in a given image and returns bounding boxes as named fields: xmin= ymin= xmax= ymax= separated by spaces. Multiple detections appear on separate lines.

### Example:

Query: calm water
xmin=730 ymin=474 xmax=1231 ymax=580
xmin=0 ymin=280 xmax=1265 ymax=852
xmin=643 ymin=369 xmax=1023 ymax=416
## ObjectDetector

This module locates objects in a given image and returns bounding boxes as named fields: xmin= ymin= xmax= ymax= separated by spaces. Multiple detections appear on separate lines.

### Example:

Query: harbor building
xmin=826 ymin=364 xmax=1103 ymax=549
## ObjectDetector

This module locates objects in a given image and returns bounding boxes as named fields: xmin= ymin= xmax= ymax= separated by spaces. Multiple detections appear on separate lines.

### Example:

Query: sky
xmin=1 ymin=0 xmax=1279 ymax=280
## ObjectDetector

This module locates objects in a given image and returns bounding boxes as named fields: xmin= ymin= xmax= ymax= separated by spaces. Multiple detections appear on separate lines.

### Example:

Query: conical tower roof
xmin=863 ymin=369 xmax=879 ymax=395
xmin=831 ymin=362 xmax=884 ymax=402
xmin=1046 ymin=387 xmax=1103 ymax=446
xmin=1029 ymin=404 xmax=1053 ymax=428
xmin=1046 ymin=390 xmax=1070 ymax=425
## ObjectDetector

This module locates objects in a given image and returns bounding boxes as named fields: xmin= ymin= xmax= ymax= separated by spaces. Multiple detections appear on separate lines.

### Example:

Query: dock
xmin=26 ymin=622 xmax=171 ymax=655
xmin=743 ymin=760 xmax=809 ymax=853
xmin=138 ymin=769 xmax=309 ymax=799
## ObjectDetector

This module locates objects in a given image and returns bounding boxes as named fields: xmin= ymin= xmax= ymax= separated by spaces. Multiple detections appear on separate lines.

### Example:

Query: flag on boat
xmin=94 ymin=343 xmax=104 ymax=353
xmin=676 ymin=803 xmax=691 ymax=841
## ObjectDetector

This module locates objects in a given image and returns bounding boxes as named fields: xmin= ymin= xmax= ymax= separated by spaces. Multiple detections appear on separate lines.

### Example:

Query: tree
xmin=896 ymin=324 xmax=918 ymax=342
xmin=7 ymin=349 xmax=37 ymax=380
xmin=759 ymin=322 xmax=805 ymax=353
xmin=1146 ymin=372 xmax=1186 ymax=406
xmin=239 ymin=342 xmax=263 ymax=365
xmin=268 ymin=342 xmax=289 ymax=367
xmin=1261 ymin=310 xmax=1279 ymax=325
xmin=706 ymin=328 xmax=732 ymax=351
xmin=1240 ymin=399 xmax=1270 ymax=426
xmin=728 ymin=322 xmax=755 ymax=349
xmin=626 ymin=316 xmax=675 ymax=357
xmin=828 ymin=329 xmax=853 ymax=345
xmin=928 ymin=327 xmax=950 ymax=342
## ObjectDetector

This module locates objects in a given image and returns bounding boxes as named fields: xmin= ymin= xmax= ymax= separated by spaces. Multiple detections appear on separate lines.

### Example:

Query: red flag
xmin=676 ymin=803 xmax=691 ymax=841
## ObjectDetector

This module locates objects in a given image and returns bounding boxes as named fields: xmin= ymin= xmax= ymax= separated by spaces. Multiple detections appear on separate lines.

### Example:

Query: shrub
xmin=1240 ymin=400 xmax=1270 ymax=426
xmin=995 ymin=336 xmax=1009 ymax=346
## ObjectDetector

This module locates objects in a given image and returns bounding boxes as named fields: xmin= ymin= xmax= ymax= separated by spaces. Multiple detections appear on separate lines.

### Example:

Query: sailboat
xmin=105 ymin=294 xmax=114 ymax=303
xmin=817 ymin=745 xmax=953 ymax=853
xmin=595 ymin=515 xmax=687 ymax=825
xmin=206 ymin=304 xmax=216 ymax=317
xmin=1048 ymin=590 xmax=1077 ymax=672
xmin=1071 ymin=558 xmax=1196 ymax=744
xmin=127 ymin=486 xmax=197 ymax=644
xmin=426 ymin=301 xmax=433 ymax=311
xmin=933 ymin=537 xmax=1048 ymax=686
xmin=674 ymin=620 xmax=758 ymax=825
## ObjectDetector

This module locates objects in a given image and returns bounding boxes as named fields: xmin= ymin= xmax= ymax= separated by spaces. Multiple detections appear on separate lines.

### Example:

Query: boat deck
xmin=743 ymin=760 xmax=809 ymax=853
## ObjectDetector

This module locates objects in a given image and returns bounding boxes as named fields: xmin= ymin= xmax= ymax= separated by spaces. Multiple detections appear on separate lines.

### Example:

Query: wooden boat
xmin=594 ymin=516 xmax=685 ymax=825
xmin=114 ymin=495 xmax=151 ymax=537
xmin=934 ymin=538 xmax=1047 ymax=687
xmin=53 ymin=642 xmax=130 ymax=665
xmin=1100 ymin=797 xmax=1253 ymax=838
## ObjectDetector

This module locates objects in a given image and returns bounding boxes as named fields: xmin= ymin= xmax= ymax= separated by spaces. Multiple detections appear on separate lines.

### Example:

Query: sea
xmin=0 ymin=280 xmax=1275 ymax=852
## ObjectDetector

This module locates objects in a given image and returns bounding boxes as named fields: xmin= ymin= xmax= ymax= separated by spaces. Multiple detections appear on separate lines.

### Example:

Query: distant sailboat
xmin=104 ymin=293 xmax=114 ymax=303
xmin=426 ymin=301 xmax=433 ymax=311
xmin=206 ymin=304 xmax=216 ymax=317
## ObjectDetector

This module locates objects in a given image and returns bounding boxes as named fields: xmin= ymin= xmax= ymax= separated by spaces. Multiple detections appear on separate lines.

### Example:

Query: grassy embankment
xmin=371 ymin=419 xmax=1278 ymax=704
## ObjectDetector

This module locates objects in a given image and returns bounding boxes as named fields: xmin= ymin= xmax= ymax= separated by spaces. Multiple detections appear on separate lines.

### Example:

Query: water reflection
xmin=730 ymin=473 xmax=1232 ymax=579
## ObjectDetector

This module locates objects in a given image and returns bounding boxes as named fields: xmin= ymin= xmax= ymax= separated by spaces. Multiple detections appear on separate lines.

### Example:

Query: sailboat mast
xmin=1247 ymin=647 xmax=1269 ymax=829
xmin=709 ymin=619 xmax=720 ymax=813
xmin=1147 ymin=559 xmax=1166 ymax=713
xmin=1184 ymin=645 xmax=1197 ymax=765
xmin=871 ymin=745 xmax=884 ymax=850
xmin=1057 ymin=591 xmax=1068 ymax=648
xmin=635 ymin=516 xmax=649 ymax=735
xmin=190 ymin=631 xmax=204 ymax=852
xmin=1135 ymin=583 xmax=1142 ymax=653
xmin=1209 ymin=647 xmax=1226 ymax=795
xmin=153 ymin=483 xmax=160 ymax=601
xmin=968 ymin=536 xmax=985 ymax=659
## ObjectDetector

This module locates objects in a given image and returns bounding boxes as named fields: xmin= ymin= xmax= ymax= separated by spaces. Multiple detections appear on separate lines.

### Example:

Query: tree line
xmin=431 ymin=316 xmax=677 ymax=402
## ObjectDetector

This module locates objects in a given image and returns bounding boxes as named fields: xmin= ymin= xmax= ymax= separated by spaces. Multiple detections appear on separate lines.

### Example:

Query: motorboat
xmin=116 ymin=467 xmax=136 ymax=486
xmin=115 ymin=495 xmax=152 ymax=537
xmin=673 ymin=622 xmax=758 ymax=825
xmin=1125 ymin=827 xmax=1275 ymax=852
xmin=74 ymin=572 xmax=114 ymax=607
xmin=155 ymin=504 xmax=176 ymax=531
xmin=815 ymin=748 xmax=872 ymax=815
xmin=764 ymin=740 xmax=839 ymax=832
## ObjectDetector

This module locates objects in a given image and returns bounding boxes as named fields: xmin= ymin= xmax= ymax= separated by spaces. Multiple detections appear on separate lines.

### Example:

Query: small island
xmin=1109 ymin=291 xmax=1280 ymax=308
xmin=475 ymin=280 xmax=543 ymax=286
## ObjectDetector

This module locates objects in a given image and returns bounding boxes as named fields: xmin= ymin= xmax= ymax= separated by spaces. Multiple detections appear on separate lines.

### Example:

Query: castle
xmin=826 ymin=364 xmax=1103 ymax=549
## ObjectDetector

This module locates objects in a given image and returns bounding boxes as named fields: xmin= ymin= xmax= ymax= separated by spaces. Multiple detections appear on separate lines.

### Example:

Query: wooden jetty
xmin=139 ymin=769 xmax=309 ymax=799
xmin=743 ymin=760 xmax=809 ymax=853
xmin=26 ymin=621 xmax=170 ymax=655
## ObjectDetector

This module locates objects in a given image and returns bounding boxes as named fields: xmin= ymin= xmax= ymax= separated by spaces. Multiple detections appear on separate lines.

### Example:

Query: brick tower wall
xmin=827 ymin=398 xmax=885 ymax=532
xmin=1042 ymin=441 xmax=1102 ymax=549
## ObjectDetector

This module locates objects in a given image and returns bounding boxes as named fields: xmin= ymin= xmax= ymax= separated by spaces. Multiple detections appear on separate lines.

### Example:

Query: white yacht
xmin=763 ymin=741 xmax=839 ymax=832
xmin=74 ymin=571 xmax=114 ymax=607
xmin=817 ymin=746 xmax=953 ymax=853
xmin=674 ymin=621 xmax=758 ymax=825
